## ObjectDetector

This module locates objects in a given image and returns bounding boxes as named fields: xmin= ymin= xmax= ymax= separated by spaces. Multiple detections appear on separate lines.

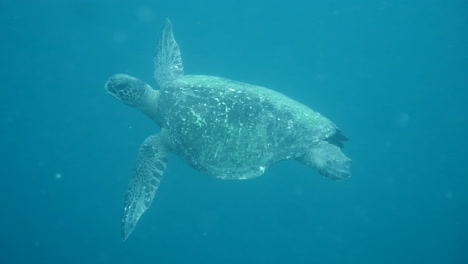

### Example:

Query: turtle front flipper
xmin=298 ymin=141 xmax=351 ymax=181
xmin=121 ymin=133 xmax=168 ymax=240
xmin=154 ymin=18 xmax=184 ymax=88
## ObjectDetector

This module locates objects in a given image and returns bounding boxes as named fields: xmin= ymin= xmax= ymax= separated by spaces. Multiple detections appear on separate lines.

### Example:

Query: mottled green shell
xmin=156 ymin=75 xmax=336 ymax=180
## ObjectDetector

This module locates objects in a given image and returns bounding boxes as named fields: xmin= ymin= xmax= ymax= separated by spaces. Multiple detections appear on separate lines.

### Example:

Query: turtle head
xmin=105 ymin=74 xmax=160 ymax=121
xmin=105 ymin=74 xmax=151 ymax=106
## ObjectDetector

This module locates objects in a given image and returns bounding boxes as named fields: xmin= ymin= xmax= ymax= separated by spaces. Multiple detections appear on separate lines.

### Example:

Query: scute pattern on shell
xmin=156 ymin=75 xmax=337 ymax=179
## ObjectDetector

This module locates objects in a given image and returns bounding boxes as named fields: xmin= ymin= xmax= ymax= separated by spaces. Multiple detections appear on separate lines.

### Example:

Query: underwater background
xmin=1 ymin=0 xmax=466 ymax=263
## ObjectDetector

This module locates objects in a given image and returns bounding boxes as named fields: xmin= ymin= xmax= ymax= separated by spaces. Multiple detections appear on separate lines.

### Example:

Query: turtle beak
xmin=105 ymin=78 xmax=124 ymax=95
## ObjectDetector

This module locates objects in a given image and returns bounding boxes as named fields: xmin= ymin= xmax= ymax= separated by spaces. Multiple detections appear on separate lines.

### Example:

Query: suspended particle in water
xmin=394 ymin=112 xmax=410 ymax=128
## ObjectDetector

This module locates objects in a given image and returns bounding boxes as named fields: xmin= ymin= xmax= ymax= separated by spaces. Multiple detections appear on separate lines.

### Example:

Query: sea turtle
xmin=105 ymin=19 xmax=351 ymax=240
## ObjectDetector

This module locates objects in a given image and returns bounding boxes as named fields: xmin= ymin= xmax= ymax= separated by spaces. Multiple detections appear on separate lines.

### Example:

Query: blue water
xmin=1 ymin=0 xmax=466 ymax=263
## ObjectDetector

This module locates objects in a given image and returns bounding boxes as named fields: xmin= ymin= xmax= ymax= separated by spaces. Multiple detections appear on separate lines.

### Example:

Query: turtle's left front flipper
xmin=121 ymin=133 xmax=168 ymax=240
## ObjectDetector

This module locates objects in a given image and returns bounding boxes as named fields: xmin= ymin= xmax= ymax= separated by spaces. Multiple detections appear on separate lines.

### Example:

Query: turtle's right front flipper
xmin=121 ymin=133 xmax=168 ymax=240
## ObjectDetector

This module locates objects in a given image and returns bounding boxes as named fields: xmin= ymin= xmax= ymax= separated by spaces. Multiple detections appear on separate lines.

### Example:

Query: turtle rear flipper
xmin=298 ymin=141 xmax=351 ymax=181
xmin=121 ymin=133 xmax=168 ymax=240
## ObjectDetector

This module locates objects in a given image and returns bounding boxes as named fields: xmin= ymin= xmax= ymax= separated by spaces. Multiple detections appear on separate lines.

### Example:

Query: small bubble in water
xmin=55 ymin=173 xmax=62 ymax=179
xmin=444 ymin=191 xmax=453 ymax=199
xmin=394 ymin=112 xmax=410 ymax=128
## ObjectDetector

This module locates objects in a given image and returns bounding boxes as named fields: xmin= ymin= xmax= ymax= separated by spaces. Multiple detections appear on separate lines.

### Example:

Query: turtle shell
xmin=156 ymin=74 xmax=337 ymax=179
